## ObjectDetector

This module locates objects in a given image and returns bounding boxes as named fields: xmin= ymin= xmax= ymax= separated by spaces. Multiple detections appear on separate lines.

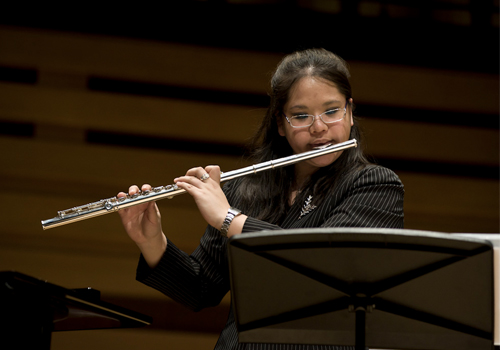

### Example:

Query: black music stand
xmin=0 ymin=271 xmax=152 ymax=349
xmin=227 ymin=228 xmax=494 ymax=350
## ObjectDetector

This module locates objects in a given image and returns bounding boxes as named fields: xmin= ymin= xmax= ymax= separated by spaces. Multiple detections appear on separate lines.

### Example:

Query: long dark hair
xmin=237 ymin=48 xmax=370 ymax=224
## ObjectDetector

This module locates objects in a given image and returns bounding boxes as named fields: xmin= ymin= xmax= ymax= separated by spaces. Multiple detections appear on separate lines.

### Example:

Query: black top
xmin=136 ymin=164 xmax=405 ymax=349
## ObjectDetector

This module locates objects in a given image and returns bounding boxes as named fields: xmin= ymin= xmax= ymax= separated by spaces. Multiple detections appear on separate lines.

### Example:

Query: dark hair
xmin=237 ymin=48 xmax=370 ymax=224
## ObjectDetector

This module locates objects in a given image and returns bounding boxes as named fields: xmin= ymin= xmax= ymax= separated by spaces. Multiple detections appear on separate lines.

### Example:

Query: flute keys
xmin=130 ymin=191 xmax=141 ymax=199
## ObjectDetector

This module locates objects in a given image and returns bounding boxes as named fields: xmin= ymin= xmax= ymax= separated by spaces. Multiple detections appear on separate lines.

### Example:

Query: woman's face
xmin=278 ymin=76 xmax=353 ymax=179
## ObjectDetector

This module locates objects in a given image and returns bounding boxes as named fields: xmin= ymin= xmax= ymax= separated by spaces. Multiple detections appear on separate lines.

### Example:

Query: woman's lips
xmin=311 ymin=142 xmax=333 ymax=150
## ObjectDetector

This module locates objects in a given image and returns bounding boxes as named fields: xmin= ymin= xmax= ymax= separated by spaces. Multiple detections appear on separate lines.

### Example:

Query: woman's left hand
xmin=174 ymin=165 xmax=229 ymax=230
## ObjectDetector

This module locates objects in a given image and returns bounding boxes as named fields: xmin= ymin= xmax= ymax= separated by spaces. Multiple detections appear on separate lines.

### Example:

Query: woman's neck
xmin=290 ymin=163 xmax=317 ymax=205
xmin=294 ymin=163 xmax=317 ymax=190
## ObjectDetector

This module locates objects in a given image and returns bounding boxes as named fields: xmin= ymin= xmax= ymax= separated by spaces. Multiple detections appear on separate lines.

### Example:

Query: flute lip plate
xmin=312 ymin=143 xmax=332 ymax=150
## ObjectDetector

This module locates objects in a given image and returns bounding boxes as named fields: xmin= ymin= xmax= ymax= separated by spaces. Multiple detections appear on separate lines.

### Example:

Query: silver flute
xmin=41 ymin=139 xmax=357 ymax=230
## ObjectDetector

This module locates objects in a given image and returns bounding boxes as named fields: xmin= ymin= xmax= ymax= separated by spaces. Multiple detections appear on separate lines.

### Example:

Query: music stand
xmin=227 ymin=228 xmax=494 ymax=350
xmin=0 ymin=271 xmax=152 ymax=349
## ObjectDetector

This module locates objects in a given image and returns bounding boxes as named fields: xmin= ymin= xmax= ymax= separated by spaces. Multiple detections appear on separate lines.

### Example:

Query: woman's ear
xmin=277 ymin=114 xmax=286 ymax=136
xmin=349 ymin=98 xmax=354 ymax=126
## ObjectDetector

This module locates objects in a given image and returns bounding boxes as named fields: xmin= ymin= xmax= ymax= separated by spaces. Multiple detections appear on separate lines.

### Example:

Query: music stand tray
xmin=0 ymin=271 xmax=152 ymax=349
xmin=227 ymin=228 xmax=494 ymax=350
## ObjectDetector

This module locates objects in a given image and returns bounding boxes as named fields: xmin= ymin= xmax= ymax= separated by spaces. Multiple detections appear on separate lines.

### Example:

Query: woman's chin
xmin=308 ymin=153 xmax=342 ymax=169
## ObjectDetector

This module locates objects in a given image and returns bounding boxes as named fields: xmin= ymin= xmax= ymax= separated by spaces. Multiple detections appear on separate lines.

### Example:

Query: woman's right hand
xmin=117 ymin=184 xmax=167 ymax=268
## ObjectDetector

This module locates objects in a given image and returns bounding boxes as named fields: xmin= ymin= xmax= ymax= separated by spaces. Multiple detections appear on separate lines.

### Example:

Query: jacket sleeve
xmin=135 ymin=180 xmax=241 ymax=311
xmin=136 ymin=226 xmax=231 ymax=311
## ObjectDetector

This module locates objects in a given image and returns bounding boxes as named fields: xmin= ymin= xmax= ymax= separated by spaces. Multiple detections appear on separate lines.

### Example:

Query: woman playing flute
xmin=118 ymin=48 xmax=405 ymax=350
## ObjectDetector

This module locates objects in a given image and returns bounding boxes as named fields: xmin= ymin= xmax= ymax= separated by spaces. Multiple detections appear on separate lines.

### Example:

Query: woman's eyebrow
xmin=289 ymin=100 xmax=343 ymax=111
xmin=323 ymin=100 xmax=343 ymax=107
xmin=288 ymin=104 xmax=308 ymax=110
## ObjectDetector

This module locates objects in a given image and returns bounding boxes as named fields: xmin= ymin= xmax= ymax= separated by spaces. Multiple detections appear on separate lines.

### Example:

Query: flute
xmin=41 ymin=139 xmax=357 ymax=230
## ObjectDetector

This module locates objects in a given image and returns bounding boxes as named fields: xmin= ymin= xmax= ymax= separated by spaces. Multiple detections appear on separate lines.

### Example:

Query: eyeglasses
xmin=283 ymin=102 xmax=348 ymax=128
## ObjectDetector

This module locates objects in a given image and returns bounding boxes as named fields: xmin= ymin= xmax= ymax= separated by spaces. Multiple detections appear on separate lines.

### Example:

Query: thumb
xmin=145 ymin=201 xmax=161 ymax=222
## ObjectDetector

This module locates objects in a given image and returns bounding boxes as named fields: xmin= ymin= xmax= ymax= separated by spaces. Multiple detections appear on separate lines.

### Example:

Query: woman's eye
xmin=293 ymin=114 xmax=310 ymax=120
xmin=324 ymin=109 xmax=340 ymax=115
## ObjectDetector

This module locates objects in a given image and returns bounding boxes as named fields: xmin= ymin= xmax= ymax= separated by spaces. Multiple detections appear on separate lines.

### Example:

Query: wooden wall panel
xmin=0 ymin=24 xmax=498 ymax=348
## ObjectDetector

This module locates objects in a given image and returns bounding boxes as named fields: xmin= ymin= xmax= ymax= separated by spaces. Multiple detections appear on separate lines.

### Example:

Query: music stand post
xmin=227 ymin=228 xmax=494 ymax=350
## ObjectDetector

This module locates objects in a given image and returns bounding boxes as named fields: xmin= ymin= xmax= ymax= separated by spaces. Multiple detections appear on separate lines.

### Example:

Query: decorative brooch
xmin=299 ymin=195 xmax=317 ymax=220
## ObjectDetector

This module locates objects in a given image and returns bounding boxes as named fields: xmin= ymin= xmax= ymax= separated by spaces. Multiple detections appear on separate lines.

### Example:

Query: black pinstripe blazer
xmin=137 ymin=164 xmax=404 ymax=350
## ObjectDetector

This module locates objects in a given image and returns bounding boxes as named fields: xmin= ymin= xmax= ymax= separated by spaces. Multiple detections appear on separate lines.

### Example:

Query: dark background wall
xmin=0 ymin=1 xmax=498 ymax=349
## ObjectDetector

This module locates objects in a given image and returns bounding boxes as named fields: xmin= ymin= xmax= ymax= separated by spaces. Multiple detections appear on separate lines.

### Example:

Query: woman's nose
xmin=310 ymin=115 xmax=328 ymax=133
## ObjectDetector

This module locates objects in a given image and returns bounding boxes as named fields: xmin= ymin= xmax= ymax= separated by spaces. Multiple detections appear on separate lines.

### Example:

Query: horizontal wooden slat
xmin=1 ymin=26 xmax=498 ymax=114
xmin=0 ymin=133 xmax=246 ymax=191
xmin=361 ymin=118 xmax=499 ymax=166
xmin=349 ymin=63 xmax=499 ymax=114
xmin=0 ymin=82 xmax=264 ymax=145
xmin=397 ymin=171 xmax=499 ymax=233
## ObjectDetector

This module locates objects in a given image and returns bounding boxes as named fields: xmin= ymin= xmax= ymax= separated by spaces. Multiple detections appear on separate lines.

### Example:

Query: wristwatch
xmin=220 ymin=207 xmax=242 ymax=237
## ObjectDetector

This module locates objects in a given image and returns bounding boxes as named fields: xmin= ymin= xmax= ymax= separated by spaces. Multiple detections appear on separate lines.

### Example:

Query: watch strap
xmin=220 ymin=207 xmax=242 ymax=237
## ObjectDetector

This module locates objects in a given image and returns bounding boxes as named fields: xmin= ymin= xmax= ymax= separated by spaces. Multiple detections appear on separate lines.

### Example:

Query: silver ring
xmin=200 ymin=173 xmax=210 ymax=181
